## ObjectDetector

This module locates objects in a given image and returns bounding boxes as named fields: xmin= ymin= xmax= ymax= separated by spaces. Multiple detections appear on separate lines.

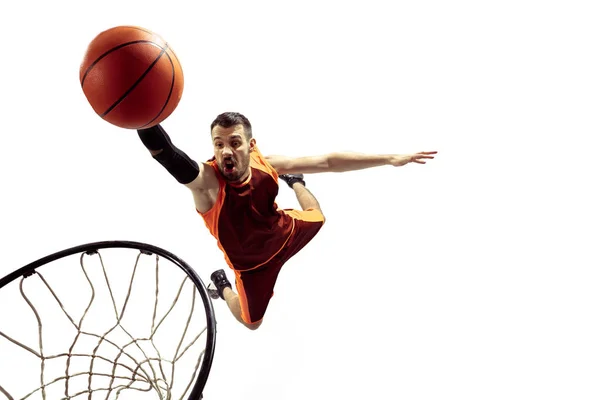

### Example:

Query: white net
xmin=0 ymin=244 xmax=215 ymax=400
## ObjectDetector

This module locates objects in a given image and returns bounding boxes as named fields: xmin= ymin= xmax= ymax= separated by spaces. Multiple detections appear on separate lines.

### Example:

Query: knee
xmin=316 ymin=208 xmax=326 ymax=224
xmin=307 ymin=206 xmax=325 ymax=223
xmin=243 ymin=320 xmax=263 ymax=330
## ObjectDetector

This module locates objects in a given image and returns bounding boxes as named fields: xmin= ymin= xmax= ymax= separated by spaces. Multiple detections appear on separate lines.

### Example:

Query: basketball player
xmin=136 ymin=112 xmax=436 ymax=330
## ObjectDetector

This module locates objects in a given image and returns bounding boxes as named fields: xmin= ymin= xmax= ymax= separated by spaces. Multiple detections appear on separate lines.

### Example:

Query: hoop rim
xmin=0 ymin=240 xmax=217 ymax=400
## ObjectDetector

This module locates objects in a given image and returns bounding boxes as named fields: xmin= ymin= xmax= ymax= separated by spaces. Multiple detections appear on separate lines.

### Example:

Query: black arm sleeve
xmin=137 ymin=124 xmax=200 ymax=185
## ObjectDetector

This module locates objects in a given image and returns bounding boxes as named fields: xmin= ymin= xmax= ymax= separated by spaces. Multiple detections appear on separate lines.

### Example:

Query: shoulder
xmin=251 ymin=150 xmax=281 ymax=181
xmin=262 ymin=154 xmax=289 ymax=174
xmin=184 ymin=159 xmax=220 ymax=191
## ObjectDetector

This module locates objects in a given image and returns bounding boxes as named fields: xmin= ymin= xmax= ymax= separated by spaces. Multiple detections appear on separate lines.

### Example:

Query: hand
xmin=390 ymin=151 xmax=437 ymax=166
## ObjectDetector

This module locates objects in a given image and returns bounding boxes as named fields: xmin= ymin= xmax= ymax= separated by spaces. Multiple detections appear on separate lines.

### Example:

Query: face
xmin=211 ymin=124 xmax=255 ymax=182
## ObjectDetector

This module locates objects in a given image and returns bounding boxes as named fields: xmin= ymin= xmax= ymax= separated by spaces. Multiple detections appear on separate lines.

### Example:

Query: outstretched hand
xmin=390 ymin=151 xmax=437 ymax=167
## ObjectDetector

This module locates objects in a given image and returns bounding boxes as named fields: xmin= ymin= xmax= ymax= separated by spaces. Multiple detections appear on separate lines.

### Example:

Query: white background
xmin=1 ymin=0 xmax=599 ymax=399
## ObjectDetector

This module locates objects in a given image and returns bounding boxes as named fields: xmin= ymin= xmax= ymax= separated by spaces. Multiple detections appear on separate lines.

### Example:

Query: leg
xmin=223 ymin=288 xmax=262 ymax=330
xmin=210 ymin=269 xmax=264 ymax=330
xmin=279 ymin=174 xmax=324 ymax=215
xmin=211 ymin=212 xmax=325 ymax=330
xmin=292 ymin=183 xmax=322 ymax=213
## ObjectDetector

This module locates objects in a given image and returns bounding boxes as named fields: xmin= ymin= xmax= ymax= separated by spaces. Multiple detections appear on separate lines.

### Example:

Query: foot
xmin=279 ymin=174 xmax=305 ymax=188
xmin=210 ymin=269 xmax=232 ymax=300
xmin=207 ymin=283 xmax=220 ymax=300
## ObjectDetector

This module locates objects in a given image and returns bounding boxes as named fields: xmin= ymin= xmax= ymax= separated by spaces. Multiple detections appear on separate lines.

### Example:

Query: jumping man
xmin=136 ymin=112 xmax=436 ymax=330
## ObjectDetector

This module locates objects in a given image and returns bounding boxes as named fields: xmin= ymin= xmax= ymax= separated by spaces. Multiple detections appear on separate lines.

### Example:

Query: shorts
xmin=233 ymin=208 xmax=325 ymax=324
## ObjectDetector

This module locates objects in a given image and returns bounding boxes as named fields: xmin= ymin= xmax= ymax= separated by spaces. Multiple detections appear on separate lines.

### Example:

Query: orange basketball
xmin=80 ymin=26 xmax=184 ymax=129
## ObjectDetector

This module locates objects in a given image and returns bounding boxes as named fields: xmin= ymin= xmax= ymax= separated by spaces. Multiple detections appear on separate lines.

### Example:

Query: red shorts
xmin=233 ymin=208 xmax=325 ymax=324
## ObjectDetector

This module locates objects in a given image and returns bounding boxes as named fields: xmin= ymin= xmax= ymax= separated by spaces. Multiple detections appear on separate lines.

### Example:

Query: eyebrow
xmin=213 ymin=134 xmax=243 ymax=141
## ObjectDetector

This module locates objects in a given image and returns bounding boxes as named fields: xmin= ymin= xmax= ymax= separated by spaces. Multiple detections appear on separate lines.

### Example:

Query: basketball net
xmin=0 ymin=244 xmax=215 ymax=400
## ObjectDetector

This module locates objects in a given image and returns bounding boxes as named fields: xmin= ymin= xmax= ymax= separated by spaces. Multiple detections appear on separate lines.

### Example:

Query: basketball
xmin=79 ymin=26 xmax=184 ymax=129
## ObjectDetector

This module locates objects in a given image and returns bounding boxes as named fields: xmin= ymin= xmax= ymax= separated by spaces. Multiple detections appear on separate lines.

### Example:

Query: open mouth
xmin=223 ymin=159 xmax=235 ymax=173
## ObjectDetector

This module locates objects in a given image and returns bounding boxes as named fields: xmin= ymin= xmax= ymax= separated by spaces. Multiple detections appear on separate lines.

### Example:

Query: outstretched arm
xmin=265 ymin=151 xmax=437 ymax=175
xmin=137 ymin=124 xmax=217 ymax=191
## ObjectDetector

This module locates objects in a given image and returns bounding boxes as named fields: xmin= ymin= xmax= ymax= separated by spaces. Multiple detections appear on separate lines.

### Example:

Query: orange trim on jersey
xmin=234 ymin=270 xmax=263 ymax=325
xmin=283 ymin=208 xmax=326 ymax=223
xmin=250 ymin=147 xmax=279 ymax=182
xmin=196 ymin=160 xmax=236 ymax=271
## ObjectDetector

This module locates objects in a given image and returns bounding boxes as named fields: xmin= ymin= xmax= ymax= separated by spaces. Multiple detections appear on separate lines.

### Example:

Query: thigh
xmin=235 ymin=209 xmax=325 ymax=324
xmin=235 ymin=261 xmax=284 ymax=324
xmin=280 ymin=209 xmax=325 ymax=263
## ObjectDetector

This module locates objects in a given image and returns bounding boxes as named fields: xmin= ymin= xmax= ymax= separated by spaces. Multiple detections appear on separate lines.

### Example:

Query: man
xmin=137 ymin=112 xmax=436 ymax=330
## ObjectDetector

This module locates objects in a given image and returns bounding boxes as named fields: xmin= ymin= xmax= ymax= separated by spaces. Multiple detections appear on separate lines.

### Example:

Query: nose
xmin=222 ymin=146 xmax=233 ymax=157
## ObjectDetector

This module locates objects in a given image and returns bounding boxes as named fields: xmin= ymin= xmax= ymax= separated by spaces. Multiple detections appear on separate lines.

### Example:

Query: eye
xmin=232 ymin=141 xmax=240 ymax=147
xmin=215 ymin=142 xmax=223 ymax=148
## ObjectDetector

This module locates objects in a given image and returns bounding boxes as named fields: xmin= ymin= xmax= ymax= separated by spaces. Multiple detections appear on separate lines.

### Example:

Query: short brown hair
xmin=210 ymin=112 xmax=252 ymax=139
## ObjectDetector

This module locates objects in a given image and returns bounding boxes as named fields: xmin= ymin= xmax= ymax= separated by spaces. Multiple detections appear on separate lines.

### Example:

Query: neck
xmin=227 ymin=168 xmax=251 ymax=186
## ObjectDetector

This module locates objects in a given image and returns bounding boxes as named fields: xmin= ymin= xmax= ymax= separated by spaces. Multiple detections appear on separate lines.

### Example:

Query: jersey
xmin=197 ymin=147 xmax=295 ymax=271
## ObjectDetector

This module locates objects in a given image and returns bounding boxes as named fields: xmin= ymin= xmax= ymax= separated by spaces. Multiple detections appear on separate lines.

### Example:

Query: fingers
xmin=410 ymin=151 xmax=436 ymax=164
xmin=413 ymin=151 xmax=436 ymax=161
xmin=401 ymin=151 xmax=437 ymax=165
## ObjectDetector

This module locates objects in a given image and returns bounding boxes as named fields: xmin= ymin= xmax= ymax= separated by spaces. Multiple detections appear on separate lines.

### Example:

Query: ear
xmin=249 ymin=138 xmax=257 ymax=151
